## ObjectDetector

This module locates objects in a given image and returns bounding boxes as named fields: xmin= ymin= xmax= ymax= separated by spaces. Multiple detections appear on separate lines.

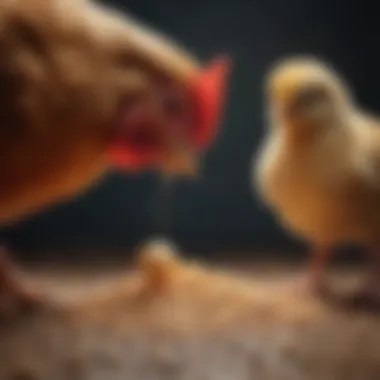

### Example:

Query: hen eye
xmin=164 ymin=94 xmax=183 ymax=115
xmin=161 ymin=87 xmax=189 ymax=117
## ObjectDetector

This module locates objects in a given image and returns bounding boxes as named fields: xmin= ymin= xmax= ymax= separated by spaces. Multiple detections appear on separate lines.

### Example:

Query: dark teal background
xmin=1 ymin=0 xmax=379 ymax=259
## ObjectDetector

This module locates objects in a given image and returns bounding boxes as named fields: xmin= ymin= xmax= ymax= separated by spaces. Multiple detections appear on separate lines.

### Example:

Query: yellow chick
xmin=255 ymin=56 xmax=380 ymax=308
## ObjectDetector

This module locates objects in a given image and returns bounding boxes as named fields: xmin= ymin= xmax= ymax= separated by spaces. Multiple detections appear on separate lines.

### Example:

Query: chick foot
xmin=295 ymin=274 xmax=330 ymax=299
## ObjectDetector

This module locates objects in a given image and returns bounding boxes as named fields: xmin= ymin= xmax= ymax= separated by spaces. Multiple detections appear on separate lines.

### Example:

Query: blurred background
xmin=0 ymin=0 xmax=378 ymax=263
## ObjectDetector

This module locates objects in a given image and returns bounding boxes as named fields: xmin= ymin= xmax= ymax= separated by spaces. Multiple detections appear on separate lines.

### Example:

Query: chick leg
xmin=297 ymin=245 xmax=332 ymax=296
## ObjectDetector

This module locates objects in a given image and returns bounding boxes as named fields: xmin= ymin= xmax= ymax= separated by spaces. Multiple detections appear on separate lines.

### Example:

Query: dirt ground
xmin=1 ymin=249 xmax=380 ymax=380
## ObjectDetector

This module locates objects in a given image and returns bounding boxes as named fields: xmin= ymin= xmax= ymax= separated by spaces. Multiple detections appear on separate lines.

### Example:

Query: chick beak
xmin=108 ymin=57 xmax=230 ymax=176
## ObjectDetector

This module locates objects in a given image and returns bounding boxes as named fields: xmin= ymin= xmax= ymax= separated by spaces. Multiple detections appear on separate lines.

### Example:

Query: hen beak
xmin=190 ymin=57 xmax=230 ymax=149
xmin=161 ymin=57 xmax=230 ymax=177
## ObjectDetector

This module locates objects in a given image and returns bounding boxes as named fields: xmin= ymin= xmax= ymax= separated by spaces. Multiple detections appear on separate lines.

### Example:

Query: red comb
xmin=191 ymin=57 xmax=230 ymax=149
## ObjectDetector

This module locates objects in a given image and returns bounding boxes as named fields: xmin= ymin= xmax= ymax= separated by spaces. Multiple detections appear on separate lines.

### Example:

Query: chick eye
xmin=296 ymin=86 xmax=326 ymax=108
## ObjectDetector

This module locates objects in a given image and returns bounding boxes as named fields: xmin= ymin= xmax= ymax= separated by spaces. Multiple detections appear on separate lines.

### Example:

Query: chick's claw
xmin=294 ymin=273 xmax=331 ymax=299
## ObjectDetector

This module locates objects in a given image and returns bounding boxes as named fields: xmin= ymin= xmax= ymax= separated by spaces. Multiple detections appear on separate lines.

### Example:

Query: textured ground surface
xmin=1 ymin=250 xmax=380 ymax=380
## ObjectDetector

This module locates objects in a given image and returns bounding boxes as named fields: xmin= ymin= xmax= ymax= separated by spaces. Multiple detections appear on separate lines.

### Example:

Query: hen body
xmin=0 ymin=0 xmax=221 ymax=224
